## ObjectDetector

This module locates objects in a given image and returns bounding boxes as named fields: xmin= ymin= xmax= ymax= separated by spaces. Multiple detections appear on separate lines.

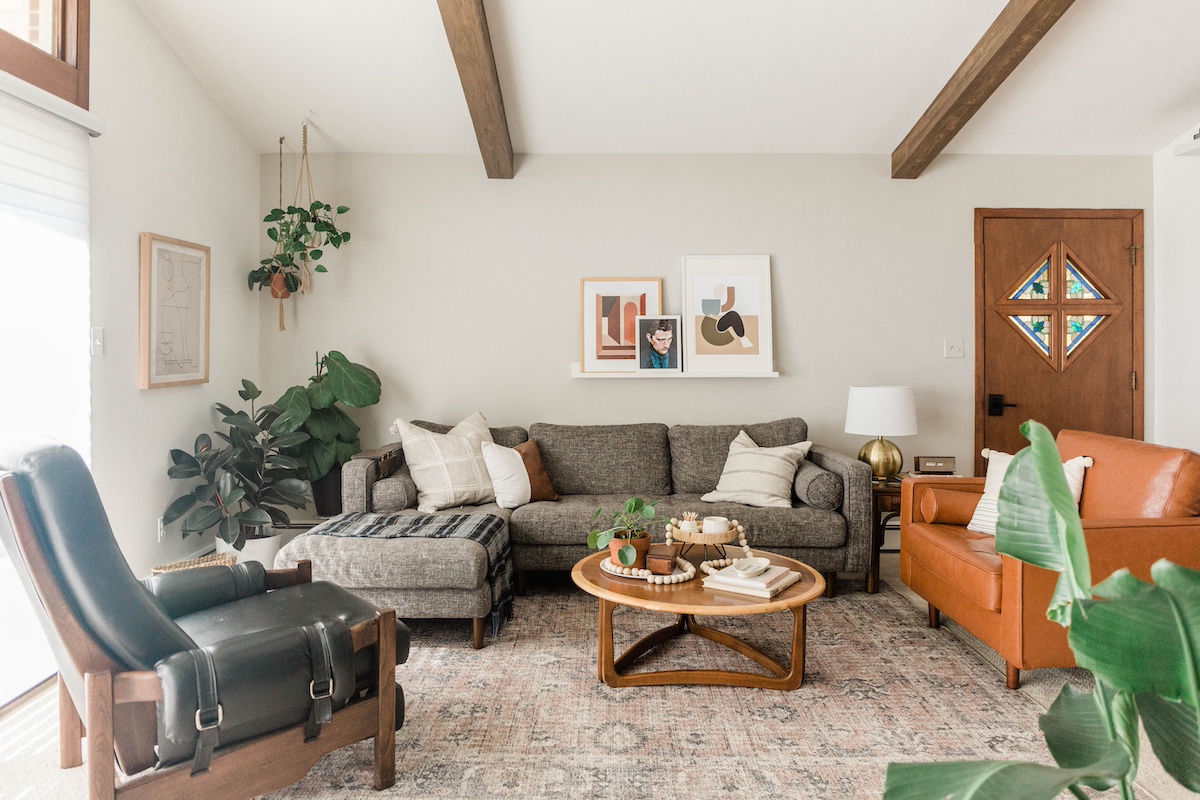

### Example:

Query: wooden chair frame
xmin=1 ymin=474 xmax=396 ymax=799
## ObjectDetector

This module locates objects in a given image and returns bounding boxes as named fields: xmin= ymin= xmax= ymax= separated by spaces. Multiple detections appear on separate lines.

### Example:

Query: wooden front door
xmin=974 ymin=209 xmax=1144 ymax=475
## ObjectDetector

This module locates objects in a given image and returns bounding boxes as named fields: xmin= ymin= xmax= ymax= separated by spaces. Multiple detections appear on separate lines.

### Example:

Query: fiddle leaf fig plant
xmin=162 ymin=379 xmax=311 ymax=548
xmin=247 ymin=201 xmax=350 ymax=293
xmin=270 ymin=351 xmax=381 ymax=483
xmin=587 ymin=497 xmax=665 ymax=566
xmin=884 ymin=420 xmax=1200 ymax=800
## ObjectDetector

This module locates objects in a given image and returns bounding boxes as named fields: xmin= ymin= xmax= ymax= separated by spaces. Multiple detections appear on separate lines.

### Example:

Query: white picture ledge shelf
xmin=569 ymin=363 xmax=779 ymax=379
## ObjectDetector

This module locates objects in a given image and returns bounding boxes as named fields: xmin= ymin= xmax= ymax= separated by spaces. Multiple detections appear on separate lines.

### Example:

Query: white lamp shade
xmin=845 ymin=386 xmax=918 ymax=436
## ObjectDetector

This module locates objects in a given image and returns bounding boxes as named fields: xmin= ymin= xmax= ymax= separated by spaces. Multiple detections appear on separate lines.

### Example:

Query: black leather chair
xmin=0 ymin=443 xmax=410 ymax=799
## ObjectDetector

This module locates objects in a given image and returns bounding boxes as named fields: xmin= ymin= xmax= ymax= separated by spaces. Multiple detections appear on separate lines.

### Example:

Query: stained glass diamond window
xmin=1010 ymin=315 xmax=1052 ymax=356
xmin=1010 ymin=259 xmax=1051 ymax=301
xmin=1065 ymin=259 xmax=1104 ymax=300
xmin=1066 ymin=314 xmax=1106 ymax=355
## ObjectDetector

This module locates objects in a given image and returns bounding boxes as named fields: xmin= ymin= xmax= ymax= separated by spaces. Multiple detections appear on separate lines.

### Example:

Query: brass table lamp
xmin=845 ymin=386 xmax=918 ymax=481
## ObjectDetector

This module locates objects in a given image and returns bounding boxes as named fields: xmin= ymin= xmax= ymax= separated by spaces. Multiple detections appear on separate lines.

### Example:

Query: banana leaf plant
xmin=884 ymin=420 xmax=1200 ymax=800
xmin=162 ymin=380 xmax=311 ymax=548
xmin=269 ymin=351 xmax=381 ymax=484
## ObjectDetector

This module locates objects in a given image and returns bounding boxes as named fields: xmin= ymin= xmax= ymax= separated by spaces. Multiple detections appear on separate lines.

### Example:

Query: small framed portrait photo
xmin=636 ymin=315 xmax=682 ymax=373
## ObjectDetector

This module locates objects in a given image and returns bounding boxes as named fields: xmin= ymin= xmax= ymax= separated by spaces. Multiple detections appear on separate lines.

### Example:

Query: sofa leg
xmin=1006 ymin=662 xmax=1020 ymax=690
xmin=823 ymin=573 xmax=836 ymax=598
xmin=927 ymin=604 xmax=940 ymax=628
xmin=515 ymin=569 xmax=528 ymax=596
xmin=472 ymin=617 xmax=485 ymax=650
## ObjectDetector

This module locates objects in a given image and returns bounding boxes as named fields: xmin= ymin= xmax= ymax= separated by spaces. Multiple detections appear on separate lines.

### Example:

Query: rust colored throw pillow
xmin=482 ymin=439 xmax=561 ymax=509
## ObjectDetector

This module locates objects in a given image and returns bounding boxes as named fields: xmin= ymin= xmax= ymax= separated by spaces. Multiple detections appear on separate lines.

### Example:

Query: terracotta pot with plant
xmin=587 ymin=497 xmax=665 ymax=570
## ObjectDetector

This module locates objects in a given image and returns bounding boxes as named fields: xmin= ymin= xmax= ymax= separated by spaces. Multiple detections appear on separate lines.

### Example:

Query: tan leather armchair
xmin=899 ymin=429 xmax=1200 ymax=689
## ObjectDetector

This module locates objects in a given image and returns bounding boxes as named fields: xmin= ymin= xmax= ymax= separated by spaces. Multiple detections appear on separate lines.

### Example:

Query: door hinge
xmin=1126 ymin=244 xmax=1142 ymax=267
xmin=1132 ymin=371 xmax=1137 ymax=391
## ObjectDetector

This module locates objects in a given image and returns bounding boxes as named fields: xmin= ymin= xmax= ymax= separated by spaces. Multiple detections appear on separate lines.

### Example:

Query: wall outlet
xmin=944 ymin=338 xmax=964 ymax=359
xmin=157 ymin=516 xmax=165 ymax=543
xmin=89 ymin=326 xmax=104 ymax=356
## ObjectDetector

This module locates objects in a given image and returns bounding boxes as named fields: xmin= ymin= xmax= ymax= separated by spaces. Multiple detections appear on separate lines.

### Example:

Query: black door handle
xmin=988 ymin=394 xmax=1018 ymax=417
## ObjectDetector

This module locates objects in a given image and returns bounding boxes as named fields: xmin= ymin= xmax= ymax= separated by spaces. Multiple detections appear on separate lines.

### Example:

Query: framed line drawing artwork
xmin=580 ymin=278 xmax=663 ymax=373
xmin=682 ymin=255 xmax=774 ymax=374
xmin=636 ymin=315 xmax=682 ymax=373
xmin=139 ymin=232 xmax=210 ymax=389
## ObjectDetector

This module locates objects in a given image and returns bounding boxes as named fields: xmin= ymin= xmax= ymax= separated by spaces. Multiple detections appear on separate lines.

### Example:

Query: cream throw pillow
xmin=701 ymin=430 xmax=813 ymax=509
xmin=967 ymin=448 xmax=1093 ymax=535
xmin=388 ymin=412 xmax=495 ymax=512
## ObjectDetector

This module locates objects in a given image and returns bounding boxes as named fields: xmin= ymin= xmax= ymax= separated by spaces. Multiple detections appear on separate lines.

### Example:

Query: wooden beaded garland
xmin=666 ymin=517 xmax=752 ymax=574
xmin=600 ymin=555 xmax=697 ymax=584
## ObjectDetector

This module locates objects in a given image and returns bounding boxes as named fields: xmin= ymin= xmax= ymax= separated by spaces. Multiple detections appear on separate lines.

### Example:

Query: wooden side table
xmin=866 ymin=480 xmax=902 ymax=593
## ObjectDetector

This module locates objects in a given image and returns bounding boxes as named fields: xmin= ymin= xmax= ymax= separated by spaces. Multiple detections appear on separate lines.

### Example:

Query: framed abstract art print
xmin=580 ymin=278 xmax=663 ymax=373
xmin=681 ymin=255 xmax=773 ymax=374
xmin=139 ymin=232 xmax=210 ymax=389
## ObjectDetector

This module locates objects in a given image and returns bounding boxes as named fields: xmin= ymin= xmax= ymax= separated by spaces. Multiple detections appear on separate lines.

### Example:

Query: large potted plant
xmin=884 ymin=420 xmax=1200 ymax=799
xmin=587 ymin=497 xmax=665 ymax=569
xmin=271 ymin=351 xmax=381 ymax=516
xmin=162 ymin=379 xmax=311 ymax=566
xmin=247 ymin=200 xmax=349 ymax=298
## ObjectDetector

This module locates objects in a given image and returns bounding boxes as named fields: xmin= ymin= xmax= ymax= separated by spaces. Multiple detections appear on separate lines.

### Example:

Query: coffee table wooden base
xmin=597 ymin=599 xmax=807 ymax=690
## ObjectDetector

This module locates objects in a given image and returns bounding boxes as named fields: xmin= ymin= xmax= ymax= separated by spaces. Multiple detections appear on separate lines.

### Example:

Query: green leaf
xmin=223 ymin=412 xmax=261 ymax=435
xmin=994 ymin=420 xmax=1091 ymax=625
xmin=336 ymin=205 xmax=349 ymax=214
xmin=270 ymin=431 xmax=310 ymax=449
xmin=617 ymin=543 xmax=637 ymax=566
xmin=309 ymin=249 xmax=323 ymax=260
xmin=314 ymin=265 xmax=328 ymax=273
xmin=1037 ymin=684 xmax=1124 ymax=790
xmin=182 ymin=504 xmax=223 ymax=534
xmin=1069 ymin=561 xmax=1200 ymax=708
xmin=218 ymin=516 xmax=239 ymax=545
xmin=167 ymin=464 xmax=201 ymax=480
xmin=237 ymin=507 xmax=271 ymax=528
xmin=240 ymin=379 xmax=261 ymax=400
xmin=162 ymin=494 xmax=197 ymax=525
xmin=267 ymin=227 xmax=278 ymax=242
xmin=883 ymin=747 xmax=1129 ymax=800
xmin=267 ymin=453 xmax=303 ymax=471
xmin=302 ymin=439 xmax=337 ymax=482
xmin=333 ymin=439 xmax=360 ymax=464
xmin=169 ymin=449 xmax=199 ymax=469
xmin=1139 ymin=693 xmax=1200 ymax=790
xmin=323 ymin=351 xmax=381 ymax=407
xmin=271 ymin=385 xmax=312 ymax=434
xmin=340 ymin=231 xmax=350 ymax=243
xmin=194 ymin=482 xmax=217 ymax=503
xmin=306 ymin=377 xmax=336 ymax=410
xmin=308 ymin=407 xmax=358 ymax=444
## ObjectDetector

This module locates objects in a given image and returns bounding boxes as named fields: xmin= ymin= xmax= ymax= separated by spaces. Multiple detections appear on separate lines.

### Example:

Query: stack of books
xmin=702 ymin=563 xmax=800 ymax=599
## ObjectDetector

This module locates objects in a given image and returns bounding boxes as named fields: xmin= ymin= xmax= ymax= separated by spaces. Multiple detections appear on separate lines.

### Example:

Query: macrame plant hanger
xmin=274 ymin=122 xmax=323 ymax=331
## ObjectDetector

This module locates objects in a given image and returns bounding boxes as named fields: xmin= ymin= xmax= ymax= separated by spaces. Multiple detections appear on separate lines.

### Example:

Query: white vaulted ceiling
xmin=131 ymin=0 xmax=1200 ymax=157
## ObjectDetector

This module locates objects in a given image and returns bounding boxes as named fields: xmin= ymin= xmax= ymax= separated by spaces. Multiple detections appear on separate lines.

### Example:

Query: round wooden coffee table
xmin=571 ymin=550 xmax=826 ymax=690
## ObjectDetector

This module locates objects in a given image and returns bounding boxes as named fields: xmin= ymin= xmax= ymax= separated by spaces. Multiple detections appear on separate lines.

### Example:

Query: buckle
xmin=194 ymin=704 xmax=223 ymax=731
xmin=309 ymin=679 xmax=334 ymax=700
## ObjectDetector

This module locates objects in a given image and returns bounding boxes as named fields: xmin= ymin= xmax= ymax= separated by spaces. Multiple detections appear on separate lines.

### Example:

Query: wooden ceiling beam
xmin=437 ymin=0 xmax=514 ymax=179
xmin=891 ymin=0 xmax=1077 ymax=179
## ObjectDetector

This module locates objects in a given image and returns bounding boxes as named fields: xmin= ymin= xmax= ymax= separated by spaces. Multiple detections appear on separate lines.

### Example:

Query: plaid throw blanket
xmin=301 ymin=512 xmax=513 ymax=636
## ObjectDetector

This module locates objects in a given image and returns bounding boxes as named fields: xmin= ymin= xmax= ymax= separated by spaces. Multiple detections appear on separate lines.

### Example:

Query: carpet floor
xmin=7 ymin=565 xmax=1179 ymax=800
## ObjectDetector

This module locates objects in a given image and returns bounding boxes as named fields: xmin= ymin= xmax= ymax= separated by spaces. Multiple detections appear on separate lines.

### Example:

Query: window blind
xmin=0 ymin=86 xmax=92 ymax=239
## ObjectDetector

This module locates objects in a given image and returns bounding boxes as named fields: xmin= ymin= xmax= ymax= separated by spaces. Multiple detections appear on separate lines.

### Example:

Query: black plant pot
xmin=311 ymin=466 xmax=343 ymax=517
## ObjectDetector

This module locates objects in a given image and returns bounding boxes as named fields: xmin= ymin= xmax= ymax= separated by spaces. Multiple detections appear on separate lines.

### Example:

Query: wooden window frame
xmin=0 ymin=0 xmax=90 ymax=109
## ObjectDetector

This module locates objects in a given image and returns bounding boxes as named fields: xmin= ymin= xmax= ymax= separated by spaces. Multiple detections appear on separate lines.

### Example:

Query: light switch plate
xmin=944 ymin=338 xmax=964 ymax=359
xmin=89 ymin=326 xmax=104 ymax=356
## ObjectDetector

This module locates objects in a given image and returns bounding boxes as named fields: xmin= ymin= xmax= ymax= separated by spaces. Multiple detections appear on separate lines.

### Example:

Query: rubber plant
xmin=587 ymin=497 xmax=665 ymax=566
xmin=270 ymin=351 xmax=381 ymax=490
xmin=162 ymin=380 xmax=311 ymax=548
xmin=884 ymin=420 xmax=1200 ymax=800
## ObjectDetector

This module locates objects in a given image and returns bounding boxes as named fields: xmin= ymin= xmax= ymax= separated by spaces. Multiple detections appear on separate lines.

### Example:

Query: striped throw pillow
xmin=701 ymin=430 xmax=812 ymax=508
xmin=389 ymin=412 xmax=496 ymax=512
xmin=967 ymin=448 xmax=1093 ymax=535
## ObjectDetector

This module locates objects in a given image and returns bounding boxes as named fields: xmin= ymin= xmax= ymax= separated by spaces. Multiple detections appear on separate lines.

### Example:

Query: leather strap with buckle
xmin=189 ymin=647 xmax=221 ymax=774
xmin=303 ymin=621 xmax=335 ymax=741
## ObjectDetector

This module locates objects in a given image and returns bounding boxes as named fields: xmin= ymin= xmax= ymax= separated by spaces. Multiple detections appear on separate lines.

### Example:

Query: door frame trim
xmin=974 ymin=208 xmax=1144 ymax=475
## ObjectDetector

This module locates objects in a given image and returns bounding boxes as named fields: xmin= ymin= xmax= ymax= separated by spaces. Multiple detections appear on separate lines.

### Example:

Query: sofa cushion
xmin=511 ymin=494 xmax=653 ymax=547
xmin=793 ymin=460 xmax=843 ymax=510
xmin=701 ymin=430 xmax=812 ymax=508
xmin=968 ymin=449 xmax=1091 ymax=535
xmin=482 ymin=440 xmax=560 ymax=509
xmin=391 ymin=413 xmax=496 ymax=512
xmin=410 ymin=419 xmax=529 ymax=449
xmin=668 ymin=418 xmax=809 ymax=494
xmin=657 ymin=495 xmax=846 ymax=549
xmin=1056 ymin=429 xmax=1200 ymax=519
xmin=901 ymin=522 xmax=1002 ymax=611
xmin=920 ymin=488 xmax=980 ymax=526
xmin=529 ymin=423 xmax=671 ymax=496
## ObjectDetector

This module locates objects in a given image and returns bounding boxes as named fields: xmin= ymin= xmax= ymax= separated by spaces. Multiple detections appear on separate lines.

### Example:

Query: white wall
xmin=89 ymin=0 xmax=260 ymax=576
xmin=257 ymin=153 xmax=1152 ymax=474
xmin=1152 ymin=134 xmax=1200 ymax=452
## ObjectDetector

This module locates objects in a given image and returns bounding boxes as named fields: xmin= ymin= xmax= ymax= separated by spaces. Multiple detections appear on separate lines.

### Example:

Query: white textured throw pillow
xmin=701 ymin=430 xmax=813 ymax=509
xmin=482 ymin=442 xmax=530 ymax=509
xmin=388 ymin=412 xmax=495 ymax=512
xmin=967 ymin=448 xmax=1093 ymax=535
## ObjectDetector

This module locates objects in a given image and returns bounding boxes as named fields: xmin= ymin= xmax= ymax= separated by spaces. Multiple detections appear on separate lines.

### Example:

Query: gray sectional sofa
xmin=342 ymin=417 xmax=874 ymax=592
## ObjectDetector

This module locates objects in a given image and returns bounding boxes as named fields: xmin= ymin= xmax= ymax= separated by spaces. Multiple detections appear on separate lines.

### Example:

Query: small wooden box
xmin=646 ymin=543 xmax=681 ymax=575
